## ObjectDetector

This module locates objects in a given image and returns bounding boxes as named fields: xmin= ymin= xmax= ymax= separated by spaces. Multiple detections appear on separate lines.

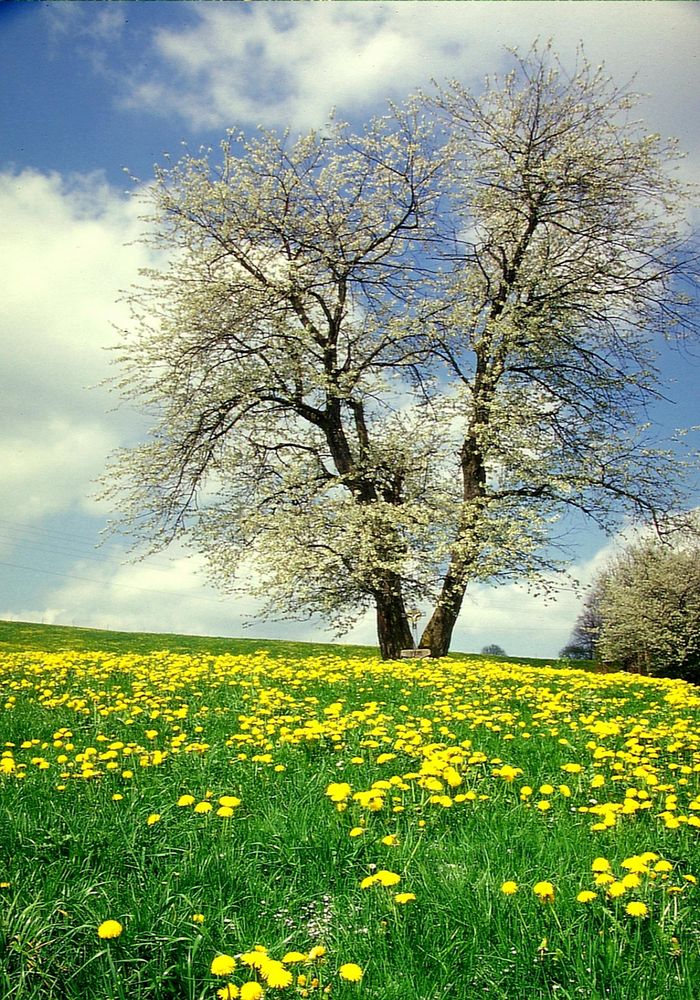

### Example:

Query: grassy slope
xmin=1 ymin=623 xmax=695 ymax=999
xmin=0 ymin=618 xmax=590 ymax=669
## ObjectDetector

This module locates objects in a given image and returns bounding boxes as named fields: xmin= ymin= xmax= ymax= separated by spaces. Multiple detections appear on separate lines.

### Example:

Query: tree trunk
xmin=375 ymin=588 xmax=414 ymax=660
xmin=419 ymin=588 xmax=466 ymax=658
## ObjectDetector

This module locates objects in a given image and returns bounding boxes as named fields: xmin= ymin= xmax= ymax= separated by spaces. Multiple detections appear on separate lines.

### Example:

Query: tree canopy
xmin=588 ymin=521 xmax=700 ymax=683
xmin=104 ymin=47 xmax=699 ymax=659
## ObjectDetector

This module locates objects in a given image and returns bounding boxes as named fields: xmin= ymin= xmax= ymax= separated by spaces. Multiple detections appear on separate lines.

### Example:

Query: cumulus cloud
xmin=0 ymin=169 xmax=151 ymax=527
xmin=4 ymin=543 xmax=355 ymax=645
xmin=122 ymin=1 xmax=700 ymax=166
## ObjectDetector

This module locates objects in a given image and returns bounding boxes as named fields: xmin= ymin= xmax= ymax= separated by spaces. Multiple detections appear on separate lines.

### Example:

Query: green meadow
xmin=0 ymin=621 xmax=698 ymax=1000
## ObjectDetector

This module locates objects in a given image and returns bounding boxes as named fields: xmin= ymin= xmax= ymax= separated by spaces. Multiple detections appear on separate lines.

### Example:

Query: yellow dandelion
xmin=500 ymin=881 xmax=518 ymax=896
xmin=381 ymin=834 xmax=399 ymax=846
xmin=576 ymin=890 xmax=597 ymax=904
xmin=325 ymin=782 xmax=352 ymax=802
xmin=281 ymin=951 xmax=308 ymax=963
xmin=607 ymin=882 xmax=627 ymax=899
xmin=146 ymin=813 xmax=161 ymax=826
xmin=591 ymin=857 xmax=611 ymax=873
xmin=621 ymin=873 xmax=641 ymax=889
xmin=218 ymin=795 xmax=241 ymax=808
xmin=621 ymin=856 xmax=648 ymax=874
xmin=308 ymin=945 xmax=327 ymax=961
xmin=194 ymin=801 xmax=212 ymax=814
xmin=217 ymin=985 xmax=239 ymax=1000
xmin=349 ymin=827 xmax=365 ymax=837
xmin=394 ymin=892 xmax=416 ymax=904
xmin=654 ymin=860 xmax=673 ymax=873
xmin=240 ymin=950 xmax=268 ymax=969
xmin=211 ymin=954 xmax=237 ymax=977
xmin=594 ymin=872 xmax=615 ymax=886
xmin=240 ymin=983 xmax=264 ymax=1000
xmin=375 ymin=870 xmax=401 ymax=886
xmin=260 ymin=960 xmax=293 ymax=988
xmin=97 ymin=920 xmax=123 ymax=939
xmin=217 ymin=806 xmax=234 ymax=818
xmin=625 ymin=901 xmax=649 ymax=918
xmin=176 ymin=794 xmax=195 ymax=807
xmin=338 ymin=963 xmax=363 ymax=982
xmin=533 ymin=881 xmax=555 ymax=904
xmin=192 ymin=913 xmax=205 ymax=923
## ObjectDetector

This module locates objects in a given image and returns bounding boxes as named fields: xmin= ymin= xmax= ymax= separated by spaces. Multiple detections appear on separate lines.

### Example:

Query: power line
xmin=0 ymin=559 xmax=229 ymax=606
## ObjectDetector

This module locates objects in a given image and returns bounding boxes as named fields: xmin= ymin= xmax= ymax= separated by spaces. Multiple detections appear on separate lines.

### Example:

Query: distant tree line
xmin=561 ymin=519 xmax=700 ymax=684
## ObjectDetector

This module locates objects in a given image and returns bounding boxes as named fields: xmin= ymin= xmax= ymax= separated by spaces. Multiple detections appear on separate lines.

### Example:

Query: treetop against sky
xmin=1 ymin=2 xmax=699 ymax=656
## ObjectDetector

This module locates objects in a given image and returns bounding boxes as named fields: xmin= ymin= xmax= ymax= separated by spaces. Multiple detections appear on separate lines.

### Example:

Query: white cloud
xmin=6 ymin=543 xmax=350 ymax=645
xmin=5 ymin=527 xmax=629 ymax=658
xmin=123 ymin=0 xmax=700 ymax=169
xmin=0 ymin=169 xmax=151 ymax=528
xmin=450 ymin=538 xmax=624 ymax=658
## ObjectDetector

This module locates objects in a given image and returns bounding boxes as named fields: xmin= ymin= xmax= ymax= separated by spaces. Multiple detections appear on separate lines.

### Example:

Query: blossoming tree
xmin=104 ymin=48 xmax=698 ymax=658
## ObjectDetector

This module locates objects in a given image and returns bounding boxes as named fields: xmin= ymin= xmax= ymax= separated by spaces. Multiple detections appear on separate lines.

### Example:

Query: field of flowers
xmin=1 ymin=644 xmax=699 ymax=999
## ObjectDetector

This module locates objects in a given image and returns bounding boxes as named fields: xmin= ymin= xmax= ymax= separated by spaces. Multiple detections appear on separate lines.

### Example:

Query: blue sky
xmin=1 ymin=1 xmax=699 ymax=656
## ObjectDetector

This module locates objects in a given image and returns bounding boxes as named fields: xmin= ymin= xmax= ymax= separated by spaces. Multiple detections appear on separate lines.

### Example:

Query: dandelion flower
xmin=146 ymin=813 xmax=161 ymax=826
xmin=621 ymin=856 xmax=648 ymax=874
xmin=192 ymin=913 xmax=205 ymax=923
xmin=500 ymin=881 xmax=518 ymax=896
xmin=381 ymin=834 xmax=399 ymax=846
xmin=240 ymin=983 xmax=264 ymax=1000
xmin=339 ymin=963 xmax=363 ymax=982
xmin=625 ymin=901 xmax=649 ymax=918
xmin=325 ymin=782 xmax=352 ymax=802
xmin=217 ymin=985 xmax=239 ymax=1000
xmin=260 ymin=960 xmax=293 ymax=988
xmin=394 ymin=892 xmax=416 ymax=904
xmin=349 ymin=827 xmax=365 ymax=837
xmin=533 ymin=881 xmax=555 ymax=904
xmin=217 ymin=806 xmax=234 ymax=818
xmin=576 ymin=890 xmax=597 ymax=904
xmin=281 ymin=951 xmax=307 ymax=963
xmin=177 ymin=794 xmax=195 ymax=807
xmin=240 ymin=950 xmax=268 ymax=969
xmin=219 ymin=795 xmax=241 ymax=808
xmin=375 ymin=870 xmax=401 ymax=887
xmin=607 ymin=881 xmax=627 ymax=899
xmin=97 ymin=920 xmax=123 ymax=939
xmin=494 ymin=764 xmax=522 ymax=782
xmin=211 ymin=954 xmax=237 ymax=976
xmin=594 ymin=872 xmax=615 ymax=886
xmin=591 ymin=857 xmax=611 ymax=873
xmin=308 ymin=946 xmax=327 ymax=961
xmin=194 ymin=801 xmax=212 ymax=814
xmin=621 ymin=873 xmax=641 ymax=889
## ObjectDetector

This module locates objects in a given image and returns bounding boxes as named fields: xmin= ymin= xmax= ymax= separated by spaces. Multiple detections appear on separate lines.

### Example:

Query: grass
xmin=0 ymin=619 xmax=596 ymax=671
xmin=0 ymin=621 xmax=697 ymax=1000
